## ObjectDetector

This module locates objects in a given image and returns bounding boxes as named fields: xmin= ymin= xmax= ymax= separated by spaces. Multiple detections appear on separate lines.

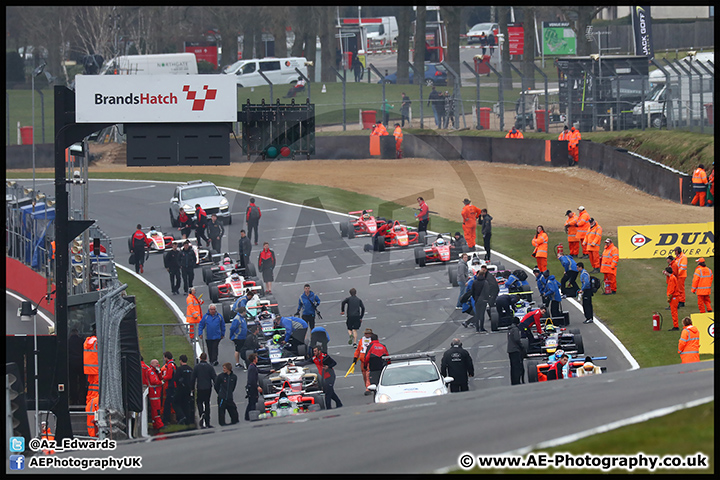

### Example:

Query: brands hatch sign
xmin=75 ymin=75 xmax=237 ymax=123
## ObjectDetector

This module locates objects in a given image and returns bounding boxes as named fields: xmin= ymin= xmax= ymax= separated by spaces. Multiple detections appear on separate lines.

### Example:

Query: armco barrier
xmin=7 ymin=135 xmax=695 ymax=203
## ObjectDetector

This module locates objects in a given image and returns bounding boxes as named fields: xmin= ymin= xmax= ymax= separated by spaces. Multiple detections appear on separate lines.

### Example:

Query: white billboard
xmin=75 ymin=75 xmax=237 ymax=123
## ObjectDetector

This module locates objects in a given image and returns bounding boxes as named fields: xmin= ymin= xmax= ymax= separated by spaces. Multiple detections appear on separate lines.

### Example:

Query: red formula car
xmin=340 ymin=210 xmax=388 ymax=238
xmin=373 ymin=221 xmax=425 ymax=251
xmin=527 ymin=355 xmax=607 ymax=382
xmin=128 ymin=226 xmax=178 ymax=253
xmin=415 ymin=233 xmax=470 ymax=267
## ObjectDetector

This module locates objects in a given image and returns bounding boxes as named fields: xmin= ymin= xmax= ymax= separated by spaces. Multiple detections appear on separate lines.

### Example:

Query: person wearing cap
xmin=506 ymin=317 xmax=525 ymax=385
xmin=578 ymin=262 xmax=594 ymax=324
xmin=600 ymin=238 xmax=619 ymax=294
xmin=576 ymin=206 xmax=590 ymax=258
xmin=564 ymin=210 xmax=580 ymax=257
xmin=664 ymin=266 xmax=681 ymax=331
xmin=461 ymin=199 xmax=483 ymax=249
xmin=691 ymin=258 xmax=713 ymax=313
xmin=505 ymin=126 xmax=524 ymax=138
xmin=441 ymin=339 xmax=474 ymax=392
xmin=672 ymin=247 xmax=688 ymax=307
xmin=531 ymin=225 xmax=549 ymax=272
xmin=678 ymin=317 xmax=700 ymax=363
xmin=576 ymin=356 xmax=602 ymax=376
xmin=585 ymin=218 xmax=603 ymax=273
xmin=352 ymin=328 xmax=375 ymax=395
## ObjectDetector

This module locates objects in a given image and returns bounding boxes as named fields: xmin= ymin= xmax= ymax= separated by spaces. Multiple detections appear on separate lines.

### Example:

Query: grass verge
xmin=458 ymin=400 xmax=714 ymax=474
xmin=116 ymin=268 xmax=193 ymax=367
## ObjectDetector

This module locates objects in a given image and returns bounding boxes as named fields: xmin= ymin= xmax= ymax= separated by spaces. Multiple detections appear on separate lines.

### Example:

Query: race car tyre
xmin=209 ymin=285 xmax=220 ymax=304
xmin=308 ymin=404 xmax=322 ymax=412
xmin=418 ymin=231 xmax=426 ymax=246
xmin=260 ymin=376 xmax=274 ymax=395
xmin=414 ymin=247 xmax=426 ymax=267
xmin=202 ymin=266 xmax=213 ymax=285
xmin=449 ymin=265 xmax=459 ymax=287
xmin=246 ymin=262 xmax=257 ymax=278
xmin=170 ymin=209 xmax=179 ymax=228
xmin=248 ymin=410 xmax=261 ymax=421
xmin=527 ymin=361 xmax=540 ymax=383
xmin=266 ymin=296 xmax=280 ymax=315
xmin=297 ymin=344 xmax=307 ymax=358
xmin=569 ymin=328 xmax=580 ymax=335
xmin=309 ymin=393 xmax=326 ymax=410
xmin=520 ymin=338 xmax=530 ymax=356
xmin=490 ymin=316 xmax=499 ymax=332
xmin=574 ymin=333 xmax=585 ymax=355
xmin=347 ymin=222 xmax=355 ymax=239
xmin=222 ymin=302 xmax=233 ymax=323
xmin=340 ymin=222 xmax=348 ymax=237
xmin=378 ymin=236 xmax=386 ymax=252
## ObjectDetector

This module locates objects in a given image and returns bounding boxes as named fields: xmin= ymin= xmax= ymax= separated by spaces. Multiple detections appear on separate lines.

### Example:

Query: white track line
xmin=6 ymin=290 xmax=55 ymax=328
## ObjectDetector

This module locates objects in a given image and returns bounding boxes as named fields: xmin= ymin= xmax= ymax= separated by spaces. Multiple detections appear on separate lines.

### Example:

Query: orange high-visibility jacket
xmin=576 ymin=210 xmax=590 ymax=239
xmin=506 ymin=129 xmax=524 ymax=138
xmin=666 ymin=274 xmax=679 ymax=300
xmin=393 ymin=126 xmax=403 ymax=141
xmin=586 ymin=223 xmax=603 ymax=252
xmin=558 ymin=130 xmax=570 ymax=141
xmin=678 ymin=325 xmax=700 ymax=363
xmin=564 ymin=213 xmax=578 ymax=241
xmin=461 ymin=204 xmax=482 ymax=226
xmin=673 ymin=253 xmax=688 ymax=279
xmin=372 ymin=124 xmax=389 ymax=136
xmin=692 ymin=167 xmax=708 ymax=187
xmin=83 ymin=335 xmax=98 ymax=375
xmin=691 ymin=266 xmax=713 ymax=295
xmin=600 ymin=244 xmax=619 ymax=274
xmin=532 ymin=232 xmax=549 ymax=258
xmin=186 ymin=294 xmax=202 ymax=324
xmin=568 ymin=128 xmax=581 ymax=148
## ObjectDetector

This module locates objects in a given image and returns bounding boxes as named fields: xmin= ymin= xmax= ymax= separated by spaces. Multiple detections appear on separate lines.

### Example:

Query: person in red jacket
xmin=312 ymin=346 xmax=343 ymax=409
xmin=547 ymin=354 xmax=569 ymax=380
xmin=140 ymin=356 xmax=150 ymax=387
xmin=177 ymin=208 xmax=194 ymax=239
xmin=194 ymin=204 xmax=210 ymax=248
xmin=518 ymin=307 xmax=547 ymax=346
xmin=147 ymin=359 xmax=165 ymax=430
xmin=363 ymin=333 xmax=390 ymax=388
xmin=246 ymin=198 xmax=262 ymax=245
xmin=161 ymin=351 xmax=177 ymax=425
xmin=130 ymin=224 xmax=147 ymax=274
xmin=258 ymin=242 xmax=276 ymax=294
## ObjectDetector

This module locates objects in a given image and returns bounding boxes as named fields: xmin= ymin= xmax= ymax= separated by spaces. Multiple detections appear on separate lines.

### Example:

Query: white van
xmin=365 ymin=17 xmax=399 ymax=48
xmin=222 ymin=57 xmax=308 ymax=87
xmin=100 ymin=53 xmax=198 ymax=75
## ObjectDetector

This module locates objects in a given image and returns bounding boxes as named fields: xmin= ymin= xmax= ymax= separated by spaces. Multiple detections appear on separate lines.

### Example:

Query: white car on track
xmin=368 ymin=353 xmax=453 ymax=403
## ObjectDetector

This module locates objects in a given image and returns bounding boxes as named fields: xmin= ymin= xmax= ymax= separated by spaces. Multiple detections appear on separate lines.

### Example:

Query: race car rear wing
xmin=348 ymin=209 xmax=373 ymax=215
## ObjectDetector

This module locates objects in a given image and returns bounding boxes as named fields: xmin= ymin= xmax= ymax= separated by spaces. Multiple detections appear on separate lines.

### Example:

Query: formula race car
xmin=202 ymin=254 xmax=257 ymax=285
xmin=372 ymin=221 xmax=425 ymax=251
xmin=259 ymin=358 xmax=322 ymax=396
xmin=414 ymin=233 xmax=471 ymax=267
xmin=521 ymin=322 xmax=584 ymax=358
xmin=526 ymin=355 xmax=607 ymax=382
xmin=128 ymin=226 xmax=178 ymax=253
xmin=208 ymin=271 xmax=264 ymax=304
xmin=248 ymin=361 xmax=325 ymax=420
xmin=340 ymin=210 xmax=389 ymax=238
xmin=447 ymin=252 xmax=506 ymax=287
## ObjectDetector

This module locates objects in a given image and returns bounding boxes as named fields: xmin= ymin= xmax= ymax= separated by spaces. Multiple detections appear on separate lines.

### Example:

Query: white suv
xmin=169 ymin=180 xmax=231 ymax=226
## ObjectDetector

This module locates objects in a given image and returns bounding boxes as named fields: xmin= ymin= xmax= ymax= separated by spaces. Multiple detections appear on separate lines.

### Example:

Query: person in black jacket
xmin=479 ymin=209 xmax=493 ymax=261
xmin=506 ymin=317 xmax=525 ymax=385
xmin=180 ymin=241 xmax=196 ymax=295
xmin=215 ymin=363 xmax=239 ymax=425
xmin=440 ymin=339 xmax=474 ymax=392
xmin=239 ymin=324 xmax=261 ymax=368
xmin=245 ymin=353 xmax=273 ymax=421
xmin=173 ymin=354 xmax=194 ymax=425
xmin=484 ymin=267 xmax=500 ymax=324
xmin=341 ymin=287 xmax=365 ymax=347
xmin=206 ymin=213 xmax=225 ymax=253
xmin=163 ymin=241 xmax=183 ymax=295
xmin=463 ymin=270 xmax=489 ymax=332
xmin=191 ymin=352 xmax=216 ymax=428
xmin=238 ymin=229 xmax=252 ymax=270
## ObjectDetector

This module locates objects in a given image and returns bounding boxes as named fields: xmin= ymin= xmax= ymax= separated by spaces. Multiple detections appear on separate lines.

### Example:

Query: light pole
xmin=32 ymin=62 xmax=46 ymax=198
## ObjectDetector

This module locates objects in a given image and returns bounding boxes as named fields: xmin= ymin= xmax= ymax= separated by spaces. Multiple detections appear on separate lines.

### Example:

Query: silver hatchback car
xmin=169 ymin=180 xmax=231 ymax=226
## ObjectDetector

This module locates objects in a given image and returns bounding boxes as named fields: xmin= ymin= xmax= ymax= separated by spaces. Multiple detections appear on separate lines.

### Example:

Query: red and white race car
xmin=372 ymin=220 xmax=424 ymax=251
xmin=447 ymin=252 xmax=506 ymax=286
xmin=128 ymin=226 xmax=178 ymax=253
xmin=414 ymin=233 xmax=470 ymax=267
xmin=340 ymin=209 xmax=389 ymax=238
xmin=171 ymin=238 xmax=213 ymax=267
xmin=209 ymin=271 xmax=264 ymax=304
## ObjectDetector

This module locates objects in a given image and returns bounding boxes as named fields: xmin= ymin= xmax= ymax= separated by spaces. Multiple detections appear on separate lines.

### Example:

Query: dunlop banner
xmin=691 ymin=313 xmax=714 ymax=355
xmin=617 ymin=223 xmax=714 ymax=259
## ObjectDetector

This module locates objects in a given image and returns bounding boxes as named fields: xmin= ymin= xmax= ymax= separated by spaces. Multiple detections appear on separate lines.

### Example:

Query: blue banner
xmin=631 ymin=6 xmax=654 ymax=58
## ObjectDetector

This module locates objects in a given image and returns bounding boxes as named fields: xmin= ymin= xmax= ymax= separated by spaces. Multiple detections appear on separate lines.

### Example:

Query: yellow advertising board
xmin=691 ymin=312 xmax=714 ymax=355
xmin=617 ymin=222 xmax=715 ymax=259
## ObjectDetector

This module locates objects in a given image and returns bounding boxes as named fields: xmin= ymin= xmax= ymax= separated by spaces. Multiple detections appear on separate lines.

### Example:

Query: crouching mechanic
xmin=518 ymin=306 xmax=547 ymax=347
xmin=274 ymin=315 xmax=308 ymax=355
xmin=371 ymin=220 xmax=394 ymax=251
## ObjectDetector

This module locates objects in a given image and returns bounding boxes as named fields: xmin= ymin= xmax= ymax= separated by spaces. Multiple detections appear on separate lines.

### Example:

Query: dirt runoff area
xmin=86 ymin=155 xmax=713 ymax=236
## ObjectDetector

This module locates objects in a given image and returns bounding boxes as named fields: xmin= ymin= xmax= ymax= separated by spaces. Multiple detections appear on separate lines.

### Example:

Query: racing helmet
xmin=230 ymin=273 xmax=240 ymax=281
xmin=278 ymin=391 xmax=291 ymax=408
xmin=554 ymin=349 xmax=565 ymax=359
xmin=394 ymin=223 xmax=403 ymax=231
xmin=472 ymin=256 xmax=481 ymax=265
xmin=272 ymin=333 xmax=282 ymax=344
xmin=223 ymin=255 xmax=232 ymax=264
xmin=436 ymin=237 xmax=445 ymax=245
xmin=545 ymin=325 xmax=556 ymax=333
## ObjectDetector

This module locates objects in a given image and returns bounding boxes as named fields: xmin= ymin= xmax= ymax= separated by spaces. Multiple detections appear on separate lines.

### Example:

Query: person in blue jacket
xmin=229 ymin=309 xmax=248 ymax=368
xmin=232 ymin=290 xmax=255 ymax=314
xmin=274 ymin=316 xmax=308 ymax=355
xmin=460 ymin=276 xmax=475 ymax=315
xmin=545 ymin=274 xmax=563 ymax=319
xmin=199 ymin=304 xmax=226 ymax=366
xmin=578 ymin=262 xmax=594 ymax=324
xmin=505 ymin=271 xmax=532 ymax=301
xmin=295 ymin=284 xmax=321 ymax=330
xmin=533 ymin=268 xmax=549 ymax=308
xmin=557 ymin=252 xmax=579 ymax=297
